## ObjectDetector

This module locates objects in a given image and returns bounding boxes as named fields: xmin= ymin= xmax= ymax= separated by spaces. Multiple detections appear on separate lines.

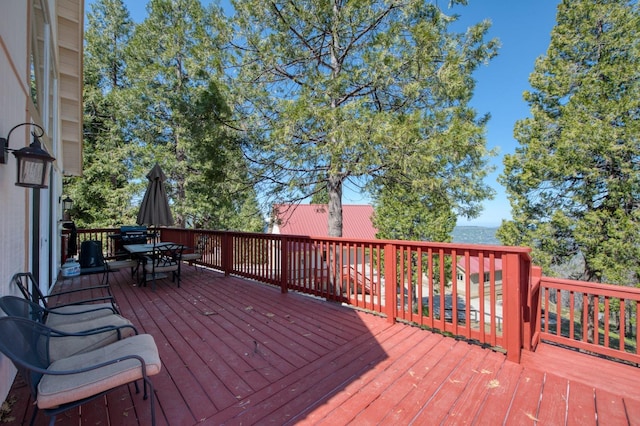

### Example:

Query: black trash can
xmin=79 ymin=240 xmax=104 ymax=269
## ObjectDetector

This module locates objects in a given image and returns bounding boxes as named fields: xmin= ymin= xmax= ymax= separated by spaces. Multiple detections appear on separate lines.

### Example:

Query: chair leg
xmin=146 ymin=378 xmax=157 ymax=426
xmin=29 ymin=406 xmax=39 ymax=426
xmin=142 ymin=268 xmax=150 ymax=289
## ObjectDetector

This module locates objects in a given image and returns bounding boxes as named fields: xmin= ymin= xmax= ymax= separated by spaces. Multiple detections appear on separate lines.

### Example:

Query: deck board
xmin=304 ymin=325 xmax=427 ymax=424
xmin=536 ymin=373 xmax=569 ymax=425
xmin=504 ymin=368 xmax=545 ymax=424
xmin=373 ymin=334 xmax=451 ymax=425
xmin=595 ymin=389 xmax=632 ymax=425
xmin=472 ymin=359 xmax=526 ymax=425
xmin=444 ymin=349 xmax=509 ymax=423
xmin=353 ymin=332 xmax=444 ymax=424
xmin=566 ymin=381 xmax=597 ymax=426
xmin=410 ymin=344 xmax=491 ymax=424
xmin=4 ymin=266 xmax=640 ymax=425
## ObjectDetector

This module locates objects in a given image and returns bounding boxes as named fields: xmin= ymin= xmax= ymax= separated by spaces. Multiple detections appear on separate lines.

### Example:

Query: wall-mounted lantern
xmin=0 ymin=123 xmax=55 ymax=189
xmin=62 ymin=196 xmax=73 ymax=211
xmin=61 ymin=195 xmax=73 ymax=221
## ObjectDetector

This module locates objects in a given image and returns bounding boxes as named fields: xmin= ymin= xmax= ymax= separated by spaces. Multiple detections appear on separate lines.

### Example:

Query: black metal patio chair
xmin=78 ymin=240 xmax=140 ymax=285
xmin=180 ymin=235 xmax=206 ymax=272
xmin=13 ymin=272 xmax=119 ymax=315
xmin=5 ymin=274 xmax=123 ymax=328
xmin=0 ymin=295 xmax=138 ymax=361
xmin=143 ymin=243 xmax=184 ymax=291
xmin=0 ymin=316 xmax=161 ymax=426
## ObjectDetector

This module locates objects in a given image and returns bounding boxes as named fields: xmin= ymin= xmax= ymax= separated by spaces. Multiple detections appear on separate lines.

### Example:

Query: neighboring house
xmin=270 ymin=204 xmax=378 ymax=291
xmin=0 ymin=0 xmax=84 ymax=403
xmin=270 ymin=204 xmax=377 ymax=238
xmin=456 ymin=256 xmax=503 ymax=298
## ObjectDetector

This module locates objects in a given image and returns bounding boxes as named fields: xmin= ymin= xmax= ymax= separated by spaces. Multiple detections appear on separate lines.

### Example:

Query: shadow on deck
xmin=5 ymin=266 xmax=640 ymax=425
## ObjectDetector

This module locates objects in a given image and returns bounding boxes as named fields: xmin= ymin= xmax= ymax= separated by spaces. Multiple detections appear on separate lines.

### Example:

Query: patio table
xmin=123 ymin=242 xmax=176 ymax=284
xmin=123 ymin=243 xmax=173 ymax=256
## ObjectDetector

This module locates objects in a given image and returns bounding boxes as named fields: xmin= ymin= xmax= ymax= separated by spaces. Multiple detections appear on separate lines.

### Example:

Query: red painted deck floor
xmin=5 ymin=266 xmax=640 ymax=425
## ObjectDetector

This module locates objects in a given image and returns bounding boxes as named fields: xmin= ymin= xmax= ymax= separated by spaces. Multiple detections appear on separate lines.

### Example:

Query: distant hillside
xmin=452 ymin=226 xmax=500 ymax=245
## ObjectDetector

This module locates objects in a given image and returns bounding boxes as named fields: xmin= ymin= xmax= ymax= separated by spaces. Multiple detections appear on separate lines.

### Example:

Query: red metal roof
xmin=272 ymin=204 xmax=377 ymax=239
xmin=457 ymin=256 xmax=503 ymax=273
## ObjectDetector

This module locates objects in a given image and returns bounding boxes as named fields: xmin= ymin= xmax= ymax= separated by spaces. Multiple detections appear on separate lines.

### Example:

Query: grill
xmin=110 ymin=226 xmax=156 ymax=259
xmin=120 ymin=226 xmax=149 ymax=245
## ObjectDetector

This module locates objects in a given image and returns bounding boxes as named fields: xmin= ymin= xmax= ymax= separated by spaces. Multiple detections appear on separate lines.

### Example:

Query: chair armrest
xmin=47 ymin=303 xmax=117 ymax=316
xmin=47 ymin=352 xmax=149 ymax=375
xmin=47 ymin=285 xmax=113 ymax=299
xmin=50 ymin=323 xmax=139 ymax=338
xmin=48 ymin=295 xmax=116 ymax=307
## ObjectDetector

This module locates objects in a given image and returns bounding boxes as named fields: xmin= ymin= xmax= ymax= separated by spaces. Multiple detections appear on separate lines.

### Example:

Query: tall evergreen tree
xmin=67 ymin=0 xmax=137 ymax=227
xmin=126 ymin=0 xmax=262 ymax=230
xmin=229 ymin=0 xmax=498 ymax=237
xmin=498 ymin=0 xmax=640 ymax=285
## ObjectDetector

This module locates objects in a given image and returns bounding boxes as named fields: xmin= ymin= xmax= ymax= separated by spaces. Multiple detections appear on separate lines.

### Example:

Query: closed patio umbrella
xmin=137 ymin=164 xmax=174 ymax=227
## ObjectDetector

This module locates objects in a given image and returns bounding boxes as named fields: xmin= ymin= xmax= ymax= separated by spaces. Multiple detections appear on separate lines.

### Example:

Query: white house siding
xmin=0 ymin=0 xmax=83 ymax=405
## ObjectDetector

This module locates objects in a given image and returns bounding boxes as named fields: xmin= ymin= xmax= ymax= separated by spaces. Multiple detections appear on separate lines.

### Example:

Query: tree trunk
xmin=327 ymin=174 xmax=343 ymax=237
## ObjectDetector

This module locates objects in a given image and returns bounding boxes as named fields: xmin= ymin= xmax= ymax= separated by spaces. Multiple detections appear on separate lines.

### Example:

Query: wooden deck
xmin=5 ymin=266 xmax=640 ymax=425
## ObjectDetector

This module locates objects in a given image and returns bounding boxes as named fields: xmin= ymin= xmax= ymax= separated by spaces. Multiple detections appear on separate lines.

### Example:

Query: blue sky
xmin=86 ymin=0 xmax=561 ymax=227
xmin=449 ymin=1 xmax=560 ymax=226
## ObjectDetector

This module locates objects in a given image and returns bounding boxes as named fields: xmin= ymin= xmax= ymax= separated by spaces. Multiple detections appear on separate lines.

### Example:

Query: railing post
xmin=526 ymin=266 xmax=542 ymax=351
xmin=384 ymin=243 xmax=397 ymax=324
xmin=223 ymin=233 xmax=231 ymax=276
xmin=503 ymin=253 xmax=523 ymax=363
xmin=280 ymin=236 xmax=289 ymax=294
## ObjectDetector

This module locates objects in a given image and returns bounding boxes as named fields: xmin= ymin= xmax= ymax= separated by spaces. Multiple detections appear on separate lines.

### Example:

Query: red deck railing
xmin=65 ymin=227 xmax=639 ymax=365
xmin=530 ymin=270 xmax=640 ymax=365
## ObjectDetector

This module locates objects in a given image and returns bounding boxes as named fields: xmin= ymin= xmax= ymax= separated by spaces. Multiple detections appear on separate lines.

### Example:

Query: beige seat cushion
xmin=106 ymin=259 xmax=138 ymax=271
xmin=144 ymin=263 xmax=178 ymax=274
xmin=37 ymin=334 xmax=162 ymax=409
xmin=181 ymin=253 xmax=201 ymax=261
xmin=49 ymin=314 xmax=136 ymax=361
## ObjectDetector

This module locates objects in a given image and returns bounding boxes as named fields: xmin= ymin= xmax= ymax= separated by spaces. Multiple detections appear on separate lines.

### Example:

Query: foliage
xmin=229 ymin=0 xmax=499 ymax=237
xmin=73 ymin=0 xmax=263 ymax=232
xmin=126 ymin=0 xmax=227 ymax=226
xmin=498 ymin=0 xmax=640 ymax=285
xmin=67 ymin=0 xmax=138 ymax=227
xmin=373 ymin=180 xmax=456 ymax=242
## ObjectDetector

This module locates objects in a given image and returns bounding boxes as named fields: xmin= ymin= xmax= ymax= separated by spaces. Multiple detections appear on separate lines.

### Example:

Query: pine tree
xmin=126 ymin=0 xmax=262 ymax=230
xmin=68 ymin=0 xmax=137 ymax=227
xmin=499 ymin=0 xmax=640 ymax=285
xmin=229 ymin=0 xmax=498 ymax=237
xmin=75 ymin=0 xmax=263 ymax=231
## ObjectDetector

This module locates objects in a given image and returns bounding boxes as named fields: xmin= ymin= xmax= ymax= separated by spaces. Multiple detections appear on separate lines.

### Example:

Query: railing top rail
xmin=320 ymin=234 xmax=527 ymax=252
xmin=200 ymin=230 xmax=532 ymax=254
xmin=540 ymin=275 xmax=640 ymax=299
xmin=79 ymin=226 xmax=530 ymax=251
xmin=77 ymin=228 xmax=533 ymax=265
